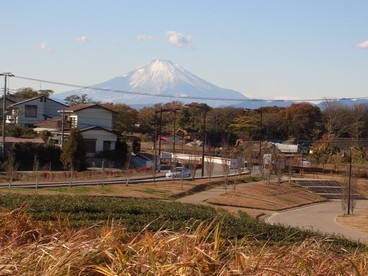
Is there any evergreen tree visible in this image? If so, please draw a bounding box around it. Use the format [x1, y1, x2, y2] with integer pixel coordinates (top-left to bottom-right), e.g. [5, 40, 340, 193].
[60, 128, 87, 171]
[132, 140, 141, 155]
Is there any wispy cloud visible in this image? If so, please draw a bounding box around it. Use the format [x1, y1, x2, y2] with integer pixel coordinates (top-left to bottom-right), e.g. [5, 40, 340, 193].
[38, 41, 51, 52]
[356, 40, 368, 49]
[75, 35, 89, 44]
[136, 34, 155, 41]
[165, 31, 192, 48]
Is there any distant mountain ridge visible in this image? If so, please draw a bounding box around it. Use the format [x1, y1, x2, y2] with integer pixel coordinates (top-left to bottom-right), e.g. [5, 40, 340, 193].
[53, 59, 248, 107]
[52, 59, 368, 109]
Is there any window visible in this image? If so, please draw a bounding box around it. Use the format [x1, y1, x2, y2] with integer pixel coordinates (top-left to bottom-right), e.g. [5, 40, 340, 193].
[84, 140, 96, 153]
[103, 141, 111, 151]
[25, 105, 37, 118]
[70, 116, 77, 128]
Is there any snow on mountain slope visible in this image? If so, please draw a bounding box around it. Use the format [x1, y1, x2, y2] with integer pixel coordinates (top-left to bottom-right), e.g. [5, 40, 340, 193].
[53, 59, 248, 107]
[128, 59, 212, 93]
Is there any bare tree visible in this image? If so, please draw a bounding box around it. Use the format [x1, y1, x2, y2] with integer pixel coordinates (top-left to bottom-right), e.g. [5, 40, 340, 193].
[271, 146, 284, 185]
[5, 152, 19, 188]
[221, 146, 231, 193]
[321, 100, 351, 141]
[33, 155, 39, 189]
[188, 155, 198, 180]
[349, 104, 366, 148]
[205, 155, 215, 179]
[341, 154, 357, 215]
[341, 175, 357, 215]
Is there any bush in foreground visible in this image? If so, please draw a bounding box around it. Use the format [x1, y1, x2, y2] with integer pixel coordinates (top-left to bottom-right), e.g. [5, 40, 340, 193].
[0, 206, 367, 275]
[0, 194, 364, 249]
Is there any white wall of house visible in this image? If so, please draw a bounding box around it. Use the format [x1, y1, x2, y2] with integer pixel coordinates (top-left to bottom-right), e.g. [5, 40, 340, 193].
[81, 129, 117, 156]
[74, 107, 113, 130]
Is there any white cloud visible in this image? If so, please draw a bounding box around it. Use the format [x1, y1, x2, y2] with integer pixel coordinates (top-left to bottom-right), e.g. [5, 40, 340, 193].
[356, 40, 368, 49]
[165, 31, 192, 48]
[39, 41, 51, 52]
[75, 35, 89, 44]
[136, 34, 155, 41]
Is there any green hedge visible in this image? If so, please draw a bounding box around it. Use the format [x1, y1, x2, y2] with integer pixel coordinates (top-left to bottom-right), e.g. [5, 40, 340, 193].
[0, 194, 364, 251]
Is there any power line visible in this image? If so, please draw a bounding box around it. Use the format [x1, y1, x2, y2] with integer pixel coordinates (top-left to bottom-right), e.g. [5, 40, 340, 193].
[13, 75, 368, 103]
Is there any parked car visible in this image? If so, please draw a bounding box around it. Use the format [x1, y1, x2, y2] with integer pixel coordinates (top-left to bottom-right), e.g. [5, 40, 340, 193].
[298, 158, 311, 167]
[165, 167, 191, 178]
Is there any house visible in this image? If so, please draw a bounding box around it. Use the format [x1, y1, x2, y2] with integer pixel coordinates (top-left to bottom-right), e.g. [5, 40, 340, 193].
[58, 104, 119, 156]
[0, 95, 19, 123]
[33, 116, 62, 133]
[1, 136, 44, 153]
[61, 104, 115, 130]
[8, 101, 120, 160]
[6, 96, 67, 127]
[80, 126, 118, 155]
[274, 143, 299, 155]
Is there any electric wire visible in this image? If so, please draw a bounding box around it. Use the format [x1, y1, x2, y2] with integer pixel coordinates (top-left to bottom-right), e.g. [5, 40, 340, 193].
[12, 75, 368, 103]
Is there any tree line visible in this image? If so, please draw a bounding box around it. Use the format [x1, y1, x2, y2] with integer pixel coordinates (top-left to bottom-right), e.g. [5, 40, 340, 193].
[102, 100, 368, 149]
[10, 88, 367, 149]
[4, 88, 368, 171]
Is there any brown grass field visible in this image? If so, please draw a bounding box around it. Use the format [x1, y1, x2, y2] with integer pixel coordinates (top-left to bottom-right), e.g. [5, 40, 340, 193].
[2, 171, 368, 232]
[1, 172, 368, 274]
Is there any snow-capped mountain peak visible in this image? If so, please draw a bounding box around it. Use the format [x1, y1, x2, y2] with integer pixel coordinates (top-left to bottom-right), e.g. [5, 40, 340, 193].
[53, 59, 248, 107]
[128, 59, 211, 93]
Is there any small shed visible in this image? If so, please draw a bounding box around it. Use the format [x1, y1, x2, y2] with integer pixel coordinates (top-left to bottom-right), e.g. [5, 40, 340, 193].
[274, 143, 299, 154]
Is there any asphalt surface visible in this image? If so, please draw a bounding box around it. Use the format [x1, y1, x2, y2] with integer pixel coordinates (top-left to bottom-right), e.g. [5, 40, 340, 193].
[267, 200, 368, 243]
[176, 180, 368, 244]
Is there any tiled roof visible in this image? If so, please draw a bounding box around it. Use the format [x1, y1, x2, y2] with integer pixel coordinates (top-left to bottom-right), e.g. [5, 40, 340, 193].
[34, 116, 61, 128]
[64, 104, 117, 113]
[5, 137, 45, 144]
[8, 96, 66, 107]
[79, 126, 116, 134]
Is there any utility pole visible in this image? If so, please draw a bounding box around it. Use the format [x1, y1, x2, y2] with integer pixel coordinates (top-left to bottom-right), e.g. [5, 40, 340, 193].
[183, 103, 208, 177]
[1, 72, 14, 158]
[153, 116, 158, 172]
[201, 108, 207, 177]
[155, 108, 179, 171]
[258, 108, 263, 170]
[61, 109, 65, 149]
[347, 148, 352, 215]
[172, 108, 180, 164]
[155, 108, 164, 172]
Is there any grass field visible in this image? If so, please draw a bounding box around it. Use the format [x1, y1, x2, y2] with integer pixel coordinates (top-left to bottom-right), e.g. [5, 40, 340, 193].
[1, 173, 368, 274]
[0, 194, 367, 275]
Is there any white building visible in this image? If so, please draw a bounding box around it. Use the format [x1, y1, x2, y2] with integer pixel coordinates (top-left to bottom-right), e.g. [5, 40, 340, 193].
[60, 104, 118, 156]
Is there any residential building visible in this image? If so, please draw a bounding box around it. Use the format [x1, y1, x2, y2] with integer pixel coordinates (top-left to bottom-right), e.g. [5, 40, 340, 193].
[59, 104, 119, 156]
[6, 96, 67, 127]
[0, 95, 18, 122]
[62, 104, 115, 130]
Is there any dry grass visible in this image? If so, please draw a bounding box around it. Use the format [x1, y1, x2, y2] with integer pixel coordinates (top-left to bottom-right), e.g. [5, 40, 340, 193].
[337, 215, 368, 234]
[1, 207, 367, 275]
[3, 172, 368, 233]
[0, 180, 200, 200]
[206, 181, 325, 211]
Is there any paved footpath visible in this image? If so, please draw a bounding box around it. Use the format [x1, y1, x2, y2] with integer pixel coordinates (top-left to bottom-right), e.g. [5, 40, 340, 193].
[176, 181, 368, 244]
[267, 200, 368, 244]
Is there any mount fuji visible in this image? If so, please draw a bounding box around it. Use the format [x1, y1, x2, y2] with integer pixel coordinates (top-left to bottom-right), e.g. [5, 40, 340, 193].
[53, 59, 248, 107]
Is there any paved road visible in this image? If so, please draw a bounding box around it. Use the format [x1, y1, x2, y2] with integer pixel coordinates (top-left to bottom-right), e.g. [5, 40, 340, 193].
[267, 200, 368, 243]
[176, 181, 368, 244]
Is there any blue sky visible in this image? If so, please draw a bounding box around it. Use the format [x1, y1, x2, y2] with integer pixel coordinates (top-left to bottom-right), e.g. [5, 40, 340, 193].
[2, 0, 368, 101]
